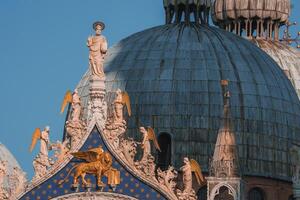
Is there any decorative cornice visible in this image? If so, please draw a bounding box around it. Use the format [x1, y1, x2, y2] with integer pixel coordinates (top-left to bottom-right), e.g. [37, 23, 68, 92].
[51, 192, 138, 200]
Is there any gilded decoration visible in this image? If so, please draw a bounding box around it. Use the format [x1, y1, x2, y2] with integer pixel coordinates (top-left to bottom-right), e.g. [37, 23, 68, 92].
[58, 146, 120, 190]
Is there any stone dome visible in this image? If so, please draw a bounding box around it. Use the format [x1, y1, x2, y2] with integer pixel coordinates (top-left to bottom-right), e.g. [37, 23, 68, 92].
[76, 23, 300, 181]
[0, 143, 22, 174]
[252, 39, 300, 98]
[0, 143, 26, 199]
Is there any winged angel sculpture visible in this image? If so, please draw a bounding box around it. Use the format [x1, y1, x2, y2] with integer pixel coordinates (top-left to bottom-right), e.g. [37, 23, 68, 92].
[59, 146, 120, 189]
[105, 89, 131, 148]
[107, 89, 131, 129]
[177, 157, 206, 200]
[60, 89, 87, 150]
[29, 127, 52, 181]
[134, 127, 161, 177]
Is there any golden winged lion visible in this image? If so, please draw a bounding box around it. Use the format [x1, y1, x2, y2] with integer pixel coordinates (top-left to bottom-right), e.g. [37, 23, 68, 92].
[58, 146, 116, 187]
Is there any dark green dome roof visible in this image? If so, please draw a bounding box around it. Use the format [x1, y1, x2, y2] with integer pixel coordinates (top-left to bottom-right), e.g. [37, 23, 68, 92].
[77, 23, 300, 181]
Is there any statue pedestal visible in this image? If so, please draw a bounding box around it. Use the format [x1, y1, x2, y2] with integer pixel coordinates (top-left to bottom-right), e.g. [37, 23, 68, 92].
[87, 75, 107, 130]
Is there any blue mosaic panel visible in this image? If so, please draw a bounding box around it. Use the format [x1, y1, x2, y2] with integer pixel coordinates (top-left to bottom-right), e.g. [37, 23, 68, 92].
[20, 128, 166, 200]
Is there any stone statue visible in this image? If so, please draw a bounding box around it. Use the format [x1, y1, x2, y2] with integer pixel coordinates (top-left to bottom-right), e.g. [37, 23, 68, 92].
[71, 89, 81, 122]
[61, 89, 83, 122]
[290, 144, 300, 185]
[176, 157, 205, 200]
[134, 127, 160, 177]
[104, 89, 131, 149]
[108, 89, 131, 127]
[61, 90, 87, 151]
[87, 21, 108, 78]
[29, 126, 53, 181]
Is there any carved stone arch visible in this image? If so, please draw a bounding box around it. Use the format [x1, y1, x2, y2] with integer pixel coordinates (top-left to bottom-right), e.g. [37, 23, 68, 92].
[156, 132, 172, 170]
[50, 192, 138, 200]
[209, 183, 237, 200]
[248, 187, 266, 200]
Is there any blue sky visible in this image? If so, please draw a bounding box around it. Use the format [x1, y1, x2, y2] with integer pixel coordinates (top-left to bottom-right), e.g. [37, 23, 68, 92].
[0, 0, 299, 179]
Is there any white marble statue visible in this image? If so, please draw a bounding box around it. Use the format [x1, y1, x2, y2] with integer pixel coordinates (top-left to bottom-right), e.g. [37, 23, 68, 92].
[87, 21, 108, 78]
[176, 157, 205, 200]
[29, 126, 53, 181]
[71, 89, 81, 122]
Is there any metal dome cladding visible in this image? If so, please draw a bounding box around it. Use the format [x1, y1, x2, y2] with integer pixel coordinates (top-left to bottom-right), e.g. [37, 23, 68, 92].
[76, 23, 300, 181]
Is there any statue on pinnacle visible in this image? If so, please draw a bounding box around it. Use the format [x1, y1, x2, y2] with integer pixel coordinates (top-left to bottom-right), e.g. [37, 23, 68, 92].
[87, 21, 108, 78]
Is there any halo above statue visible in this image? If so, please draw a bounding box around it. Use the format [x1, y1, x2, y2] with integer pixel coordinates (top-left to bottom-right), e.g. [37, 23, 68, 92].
[93, 21, 105, 31]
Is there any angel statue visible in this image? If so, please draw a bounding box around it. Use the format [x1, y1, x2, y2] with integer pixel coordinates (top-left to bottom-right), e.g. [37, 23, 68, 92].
[139, 127, 161, 162]
[176, 157, 206, 200]
[106, 89, 131, 134]
[58, 146, 120, 189]
[134, 127, 161, 177]
[112, 89, 131, 125]
[61, 89, 86, 150]
[29, 126, 53, 181]
[87, 21, 108, 78]
[61, 89, 82, 122]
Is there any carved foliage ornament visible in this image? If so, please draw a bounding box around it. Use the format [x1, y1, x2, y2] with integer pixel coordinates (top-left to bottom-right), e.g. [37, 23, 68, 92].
[0, 160, 27, 200]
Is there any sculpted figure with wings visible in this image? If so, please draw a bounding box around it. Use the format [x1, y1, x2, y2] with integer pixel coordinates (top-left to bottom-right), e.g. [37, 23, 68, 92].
[29, 126, 53, 181]
[61, 89, 82, 122]
[139, 127, 161, 162]
[59, 146, 120, 188]
[112, 89, 131, 125]
[177, 157, 206, 200]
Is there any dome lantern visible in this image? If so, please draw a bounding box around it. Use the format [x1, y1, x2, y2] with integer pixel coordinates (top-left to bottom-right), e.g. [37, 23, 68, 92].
[163, 0, 211, 24]
[211, 0, 290, 40]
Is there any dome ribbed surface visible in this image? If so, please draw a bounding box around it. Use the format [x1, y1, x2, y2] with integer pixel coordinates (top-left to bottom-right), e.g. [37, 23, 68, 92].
[253, 39, 300, 98]
[0, 143, 21, 171]
[212, 0, 290, 23]
[76, 23, 300, 181]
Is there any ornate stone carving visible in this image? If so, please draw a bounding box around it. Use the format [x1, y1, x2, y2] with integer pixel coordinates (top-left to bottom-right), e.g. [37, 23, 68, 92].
[65, 120, 87, 151]
[0, 160, 27, 200]
[51, 192, 138, 200]
[176, 158, 205, 200]
[52, 140, 70, 162]
[87, 76, 107, 131]
[119, 138, 138, 167]
[58, 147, 120, 189]
[157, 166, 178, 199]
[87, 21, 108, 78]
